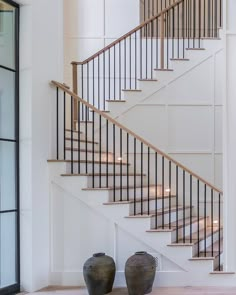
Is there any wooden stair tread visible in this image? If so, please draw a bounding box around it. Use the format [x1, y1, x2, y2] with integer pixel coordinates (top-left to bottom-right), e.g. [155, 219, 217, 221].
[148, 216, 206, 232]
[154, 68, 174, 71]
[65, 129, 83, 134]
[186, 47, 205, 50]
[48, 160, 129, 165]
[65, 137, 99, 144]
[127, 205, 193, 218]
[104, 195, 176, 205]
[61, 173, 146, 177]
[190, 239, 223, 260]
[83, 184, 163, 191]
[170, 58, 190, 61]
[122, 89, 142, 92]
[106, 100, 126, 102]
[177, 227, 222, 244]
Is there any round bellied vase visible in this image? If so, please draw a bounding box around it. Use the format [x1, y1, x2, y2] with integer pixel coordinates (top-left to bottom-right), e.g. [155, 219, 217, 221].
[125, 251, 156, 295]
[83, 253, 116, 295]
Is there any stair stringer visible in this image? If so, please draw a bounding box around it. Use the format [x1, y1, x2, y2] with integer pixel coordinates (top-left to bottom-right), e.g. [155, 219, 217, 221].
[107, 39, 223, 120]
[48, 162, 236, 287]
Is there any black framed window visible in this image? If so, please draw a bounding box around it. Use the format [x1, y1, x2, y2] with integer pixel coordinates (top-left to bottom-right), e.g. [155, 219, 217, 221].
[0, 0, 19, 294]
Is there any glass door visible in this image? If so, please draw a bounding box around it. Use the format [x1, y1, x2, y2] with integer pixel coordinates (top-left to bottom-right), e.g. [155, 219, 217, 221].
[0, 0, 19, 294]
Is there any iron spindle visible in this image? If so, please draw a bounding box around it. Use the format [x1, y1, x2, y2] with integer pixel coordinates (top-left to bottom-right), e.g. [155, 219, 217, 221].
[148, 147, 150, 215]
[106, 120, 109, 187]
[134, 138, 137, 215]
[197, 179, 200, 256]
[218, 193, 221, 270]
[176, 166, 179, 242]
[120, 129, 123, 201]
[162, 156, 165, 229]
[70, 96, 74, 174]
[78, 101, 81, 174]
[92, 111, 95, 187]
[169, 161, 172, 229]
[56, 87, 59, 160]
[204, 184, 207, 257]
[141, 142, 144, 215]
[183, 170, 186, 243]
[190, 175, 193, 243]
[113, 124, 116, 201]
[63, 91, 66, 160]
[99, 115, 102, 187]
[211, 189, 214, 257]
[155, 152, 158, 229]
[127, 133, 130, 201]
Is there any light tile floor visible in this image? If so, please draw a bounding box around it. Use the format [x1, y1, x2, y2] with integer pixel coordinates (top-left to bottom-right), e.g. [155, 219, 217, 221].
[23, 287, 236, 294]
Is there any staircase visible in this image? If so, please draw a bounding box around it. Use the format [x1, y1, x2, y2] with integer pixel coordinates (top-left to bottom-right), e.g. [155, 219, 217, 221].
[48, 0, 235, 288]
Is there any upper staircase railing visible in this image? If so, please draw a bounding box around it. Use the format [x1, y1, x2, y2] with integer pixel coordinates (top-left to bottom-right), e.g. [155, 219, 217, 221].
[51, 80, 223, 270]
[141, 0, 222, 32]
[71, 0, 222, 117]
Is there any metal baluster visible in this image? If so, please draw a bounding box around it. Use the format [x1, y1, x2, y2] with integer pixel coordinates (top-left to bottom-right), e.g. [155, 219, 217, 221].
[130, 35, 132, 89]
[169, 161, 171, 229]
[70, 96, 73, 174]
[183, 170, 186, 243]
[56, 87, 59, 160]
[124, 38, 127, 90]
[92, 110, 95, 187]
[197, 179, 200, 256]
[155, 152, 158, 229]
[103, 52, 106, 109]
[141, 142, 144, 215]
[98, 55, 100, 109]
[211, 189, 214, 257]
[218, 193, 221, 270]
[135, 32, 137, 89]
[113, 124, 116, 201]
[134, 138, 137, 215]
[204, 184, 207, 256]
[78, 101, 81, 174]
[85, 106, 88, 174]
[99, 115, 102, 187]
[127, 133, 130, 201]
[106, 120, 109, 187]
[190, 175, 193, 243]
[120, 129, 123, 201]
[162, 156, 165, 229]
[63, 91, 66, 160]
[176, 166, 179, 242]
[119, 42, 121, 99]
[148, 147, 150, 215]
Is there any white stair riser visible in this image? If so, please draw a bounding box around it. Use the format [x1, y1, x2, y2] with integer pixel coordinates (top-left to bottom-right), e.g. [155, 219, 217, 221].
[66, 140, 98, 150]
[65, 150, 113, 161]
[170, 219, 207, 242]
[129, 197, 177, 215]
[65, 162, 130, 174]
[150, 207, 191, 228]
[213, 252, 223, 271]
[87, 175, 147, 188]
[192, 229, 223, 257]
[108, 186, 167, 201]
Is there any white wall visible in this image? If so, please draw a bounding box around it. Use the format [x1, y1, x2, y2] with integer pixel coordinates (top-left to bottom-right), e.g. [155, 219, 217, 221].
[64, 0, 140, 85]
[116, 48, 223, 190]
[224, 0, 236, 272]
[17, 0, 64, 292]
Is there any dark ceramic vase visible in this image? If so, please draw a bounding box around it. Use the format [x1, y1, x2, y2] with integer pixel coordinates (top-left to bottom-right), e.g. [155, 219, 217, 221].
[125, 251, 156, 295]
[83, 253, 116, 295]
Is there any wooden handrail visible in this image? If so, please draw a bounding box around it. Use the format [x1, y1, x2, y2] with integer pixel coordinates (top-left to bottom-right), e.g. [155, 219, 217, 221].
[51, 80, 223, 195]
[71, 0, 183, 66]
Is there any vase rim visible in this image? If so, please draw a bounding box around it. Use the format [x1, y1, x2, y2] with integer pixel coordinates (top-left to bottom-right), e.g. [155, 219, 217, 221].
[135, 251, 147, 255]
[93, 252, 105, 257]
